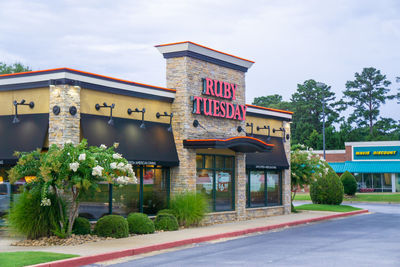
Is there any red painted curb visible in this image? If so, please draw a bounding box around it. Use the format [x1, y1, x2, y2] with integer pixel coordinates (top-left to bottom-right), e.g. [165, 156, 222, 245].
[31, 209, 368, 267]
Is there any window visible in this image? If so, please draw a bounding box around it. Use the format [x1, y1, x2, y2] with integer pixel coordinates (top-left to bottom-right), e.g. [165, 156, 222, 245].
[246, 169, 282, 207]
[79, 165, 170, 220]
[196, 154, 235, 212]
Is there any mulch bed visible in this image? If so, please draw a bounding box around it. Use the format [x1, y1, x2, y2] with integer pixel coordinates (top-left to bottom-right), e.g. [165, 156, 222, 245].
[11, 234, 114, 247]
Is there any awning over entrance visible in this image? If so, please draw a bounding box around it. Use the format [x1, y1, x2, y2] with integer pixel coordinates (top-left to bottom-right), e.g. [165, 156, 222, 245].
[81, 114, 179, 166]
[183, 136, 273, 153]
[246, 135, 289, 169]
[330, 161, 400, 173]
[0, 114, 49, 165]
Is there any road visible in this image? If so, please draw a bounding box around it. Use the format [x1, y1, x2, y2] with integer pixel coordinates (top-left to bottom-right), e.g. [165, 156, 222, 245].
[108, 203, 400, 267]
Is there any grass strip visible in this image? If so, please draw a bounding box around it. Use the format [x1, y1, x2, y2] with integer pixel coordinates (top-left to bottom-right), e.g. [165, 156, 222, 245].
[295, 204, 362, 212]
[0, 251, 78, 267]
[294, 193, 400, 203]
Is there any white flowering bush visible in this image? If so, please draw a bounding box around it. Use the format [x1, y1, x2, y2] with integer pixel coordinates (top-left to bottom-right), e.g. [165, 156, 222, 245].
[9, 139, 137, 237]
[290, 144, 330, 211]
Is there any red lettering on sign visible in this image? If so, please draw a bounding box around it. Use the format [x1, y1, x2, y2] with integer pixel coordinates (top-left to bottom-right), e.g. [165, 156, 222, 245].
[224, 83, 231, 99]
[231, 84, 237, 100]
[192, 96, 202, 114]
[203, 98, 213, 116]
[240, 105, 247, 121]
[215, 80, 224, 98]
[219, 101, 226, 117]
[226, 102, 234, 119]
[234, 104, 242, 120]
[213, 99, 220, 117]
[203, 78, 215, 96]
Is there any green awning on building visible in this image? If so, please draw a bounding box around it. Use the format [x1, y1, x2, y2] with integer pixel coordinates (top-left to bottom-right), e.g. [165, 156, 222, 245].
[329, 161, 400, 174]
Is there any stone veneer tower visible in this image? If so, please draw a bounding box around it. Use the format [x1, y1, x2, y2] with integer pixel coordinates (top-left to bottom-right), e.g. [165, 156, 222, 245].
[157, 42, 254, 220]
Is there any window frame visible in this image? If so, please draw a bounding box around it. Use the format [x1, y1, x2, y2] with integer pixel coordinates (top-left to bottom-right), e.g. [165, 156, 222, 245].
[196, 154, 235, 212]
[246, 169, 282, 208]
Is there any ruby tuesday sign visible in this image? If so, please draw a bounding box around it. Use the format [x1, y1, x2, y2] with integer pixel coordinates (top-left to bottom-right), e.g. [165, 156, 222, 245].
[191, 78, 246, 121]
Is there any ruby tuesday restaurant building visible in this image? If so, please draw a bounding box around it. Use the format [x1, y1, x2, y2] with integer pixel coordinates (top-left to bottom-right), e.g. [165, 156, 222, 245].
[0, 42, 292, 223]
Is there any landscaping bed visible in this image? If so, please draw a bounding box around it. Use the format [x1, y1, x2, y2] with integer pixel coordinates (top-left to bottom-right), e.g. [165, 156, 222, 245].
[11, 234, 114, 247]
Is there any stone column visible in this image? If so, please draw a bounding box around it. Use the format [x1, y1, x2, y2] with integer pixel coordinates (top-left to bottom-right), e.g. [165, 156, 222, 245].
[49, 84, 81, 146]
[235, 153, 246, 220]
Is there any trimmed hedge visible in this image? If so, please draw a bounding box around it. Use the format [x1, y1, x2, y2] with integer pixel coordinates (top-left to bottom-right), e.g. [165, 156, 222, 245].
[72, 217, 91, 235]
[154, 213, 179, 231]
[341, 171, 357, 196]
[94, 215, 129, 238]
[310, 170, 344, 205]
[127, 213, 155, 234]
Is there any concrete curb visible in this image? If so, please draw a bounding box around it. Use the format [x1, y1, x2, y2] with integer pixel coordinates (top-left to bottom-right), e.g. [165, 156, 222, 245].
[31, 209, 369, 267]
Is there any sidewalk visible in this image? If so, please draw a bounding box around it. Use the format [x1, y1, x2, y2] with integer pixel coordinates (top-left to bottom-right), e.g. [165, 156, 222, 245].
[1, 209, 368, 266]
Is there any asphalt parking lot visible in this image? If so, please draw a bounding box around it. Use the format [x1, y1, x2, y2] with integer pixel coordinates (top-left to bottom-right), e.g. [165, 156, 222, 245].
[109, 203, 400, 267]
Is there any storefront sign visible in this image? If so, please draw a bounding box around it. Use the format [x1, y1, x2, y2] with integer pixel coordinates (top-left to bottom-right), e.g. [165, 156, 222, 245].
[353, 146, 400, 161]
[191, 78, 246, 121]
[255, 165, 278, 169]
[128, 160, 157, 165]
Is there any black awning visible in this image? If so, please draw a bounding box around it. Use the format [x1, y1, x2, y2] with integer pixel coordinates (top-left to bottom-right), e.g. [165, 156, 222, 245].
[0, 113, 49, 165]
[183, 136, 273, 153]
[246, 135, 289, 169]
[81, 114, 179, 166]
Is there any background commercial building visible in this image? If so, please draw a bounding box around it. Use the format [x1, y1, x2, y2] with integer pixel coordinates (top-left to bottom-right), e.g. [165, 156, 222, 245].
[0, 42, 292, 223]
[315, 141, 400, 193]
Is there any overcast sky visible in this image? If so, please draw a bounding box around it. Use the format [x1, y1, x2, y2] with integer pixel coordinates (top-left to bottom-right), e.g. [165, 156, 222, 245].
[0, 0, 399, 120]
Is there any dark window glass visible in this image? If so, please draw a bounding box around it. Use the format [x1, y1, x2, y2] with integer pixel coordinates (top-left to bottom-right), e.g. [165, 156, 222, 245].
[196, 155, 203, 168]
[205, 155, 213, 169]
[225, 157, 233, 169]
[142, 168, 168, 215]
[215, 156, 224, 169]
[266, 171, 281, 206]
[215, 170, 233, 211]
[79, 183, 110, 220]
[249, 170, 265, 207]
[196, 168, 213, 211]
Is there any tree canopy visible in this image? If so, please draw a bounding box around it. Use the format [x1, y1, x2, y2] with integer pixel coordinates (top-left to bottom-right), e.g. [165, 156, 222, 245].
[0, 62, 31, 74]
[344, 67, 393, 135]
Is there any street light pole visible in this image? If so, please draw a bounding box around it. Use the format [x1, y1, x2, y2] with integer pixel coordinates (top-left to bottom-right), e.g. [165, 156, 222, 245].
[316, 82, 326, 160]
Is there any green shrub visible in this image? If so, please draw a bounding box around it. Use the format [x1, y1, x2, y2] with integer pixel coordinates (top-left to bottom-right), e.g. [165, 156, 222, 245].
[72, 217, 91, 235]
[126, 213, 155, 234]
[154, 213, 179, 231]
[310, 170, 344, 205]
[94, 215, 129, 238]
[169, 192, 208, 227]
[8, 187, 66, 239]
[156, 209, 175, 216]
[341, 171, 357, 196]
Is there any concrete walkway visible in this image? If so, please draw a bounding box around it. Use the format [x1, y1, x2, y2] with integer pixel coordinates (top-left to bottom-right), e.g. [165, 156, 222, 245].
[0, 210, 370, 266]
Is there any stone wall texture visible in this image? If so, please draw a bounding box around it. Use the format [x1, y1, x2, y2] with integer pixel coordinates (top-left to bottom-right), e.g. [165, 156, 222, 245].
[49, 85, 81, 146]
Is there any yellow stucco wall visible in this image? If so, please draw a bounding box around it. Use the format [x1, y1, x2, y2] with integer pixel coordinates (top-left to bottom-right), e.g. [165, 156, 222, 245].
[245, 115, 285, 137]
[80, 89, 172, 124]
[0, 88, 49, 116]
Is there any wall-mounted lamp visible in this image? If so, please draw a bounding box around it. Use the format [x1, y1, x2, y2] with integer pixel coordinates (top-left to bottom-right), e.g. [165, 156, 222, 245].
[273, 127, 288, 142]
[237, 125, 246, 133]
[246, 123, 254, 135]
[69, 106, 77, 116]
[13, 100, 34, 124]
[53, 105, 60, 115]
[156, 111, 173, 132]
[95, 102, 115, 125]
[256, 125, 271, 141]
[127, 108, 146, 129]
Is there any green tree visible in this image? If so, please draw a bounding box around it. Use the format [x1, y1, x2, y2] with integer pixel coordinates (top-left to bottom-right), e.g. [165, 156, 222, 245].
[290, 144, 329, 211]
[9, 140, 137, 237]
[290, 80, 344, 145]
[252, 94, 292, 111]
[0, 62, 31, 74]
[344, 67, 393, 135]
